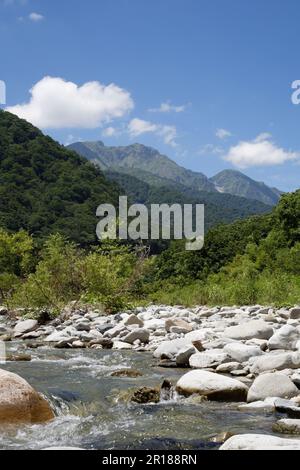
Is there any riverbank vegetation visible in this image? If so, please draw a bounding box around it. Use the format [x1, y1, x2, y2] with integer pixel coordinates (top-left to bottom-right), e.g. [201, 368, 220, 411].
[0, 190, 299, 314]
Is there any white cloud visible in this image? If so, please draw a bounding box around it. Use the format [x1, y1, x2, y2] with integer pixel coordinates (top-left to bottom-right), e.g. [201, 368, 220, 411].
[29, 12, 44, 22]
[216, 128, 232, 139]
[199, 144, 223, 155]
[128, 118, 177, 147]
[224, 133, 300, 168]
[102, 126, 118, 137]
[65, 134, 82, 146]
[6, 76, 134, 129]
[149, 101, 187, 113]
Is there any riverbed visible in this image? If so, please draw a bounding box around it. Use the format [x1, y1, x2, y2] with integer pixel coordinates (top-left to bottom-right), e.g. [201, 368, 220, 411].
[0, 342, 282, 450]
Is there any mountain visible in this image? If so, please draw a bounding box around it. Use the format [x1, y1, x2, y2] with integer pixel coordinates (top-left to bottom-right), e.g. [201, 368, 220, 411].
[211, 170, 282, 206]
[0, 111, 120, 245]
[69, 141, 282, 206]
[68, 141, 217, 193]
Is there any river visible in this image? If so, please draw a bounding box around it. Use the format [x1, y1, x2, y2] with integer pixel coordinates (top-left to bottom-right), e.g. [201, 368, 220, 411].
[0, 342, 283, 450]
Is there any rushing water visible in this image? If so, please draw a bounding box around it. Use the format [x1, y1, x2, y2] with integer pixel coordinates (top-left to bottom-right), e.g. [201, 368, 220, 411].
[0, 342, 283, 450]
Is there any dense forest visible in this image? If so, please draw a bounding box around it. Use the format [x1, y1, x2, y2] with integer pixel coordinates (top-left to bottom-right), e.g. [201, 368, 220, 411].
[0, 111, 299, 314]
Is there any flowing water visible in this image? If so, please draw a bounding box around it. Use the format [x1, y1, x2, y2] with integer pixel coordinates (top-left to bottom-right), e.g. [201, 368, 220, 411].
[0, 342, 282, 450]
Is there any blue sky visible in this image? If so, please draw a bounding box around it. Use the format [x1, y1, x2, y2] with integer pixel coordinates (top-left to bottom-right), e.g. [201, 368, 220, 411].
[1, 0, 300, 191]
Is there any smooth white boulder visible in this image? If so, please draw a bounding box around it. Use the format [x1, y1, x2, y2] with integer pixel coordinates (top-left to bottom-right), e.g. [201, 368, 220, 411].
[250, 352, 300, 374]
[247, 373, 299, 402]
[176, 370, 248, 401]
[153, 338, 189, 360]
[268, 325, 299, 351]
[13, 320, 38, 338]
[223, 321, 273, 341]
[220, 434, 300, 450]
[224, 343, 263, 363]
[189, 350, 230, 369]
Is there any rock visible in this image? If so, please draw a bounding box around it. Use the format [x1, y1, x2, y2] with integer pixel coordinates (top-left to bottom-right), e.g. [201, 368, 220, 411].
[123, 328, 150, 345]
[247, 373, 299, 402]
[209, 432, 234, 444]
[224, 343, 263, 363]
[123, 314, 144, 327]
[230, 370, 248, 377]
[7, 354, 32, 362]
[268, 325, 299, 351]
[55, 338, 77, 348]
[0, 335, 11, 342]
[94, 323, 114, 334]
[223, 320, 273, 341]
[245, 339, 268, 351]
[143, 319, 166, 330]
[238, 400, 275, 412]
[112, 341, 133, 350]
[220, 434, 300, 450]
[216, 362, 241, 374]
[273, 419, 300, 435]
[104, 324, 127, 338]
[192, 340, 205, 352]
[275, 399, 300, 418]
[189, 350, 230, 369]
[75, 322, 91, 332]
[290, 307, 300, 320]
[13, 320, 38, 338]
[45, 330, 76, 343]
[0, 307, 8, 316]
[176, 370, 248, 401]
[250, 352, 300, 374]
[153, 338, 189, 360]
[165, 318, 192, 334]
[0, 369, 54, 424]
[111, 369, 143, 378]
[72, 341, 85, 349]
[176, 346, 196, 367]
[131, 387, 160, 404]
[22, 330, 44, 340]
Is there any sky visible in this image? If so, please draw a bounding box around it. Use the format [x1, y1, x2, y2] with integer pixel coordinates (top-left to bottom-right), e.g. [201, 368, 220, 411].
[1, 0, 300, 192]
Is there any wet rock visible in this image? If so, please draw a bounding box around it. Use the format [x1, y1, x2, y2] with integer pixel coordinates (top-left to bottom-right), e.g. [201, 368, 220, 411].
[268, 325, 299, 351]
[273, 419, 300, 435]
[176, 370, 248, 401]
[111, 369, 143, 378]
[158, 360, 179, 368]
[189, 350, 230, 369]
[131, 387, 160, 404]
[223, 320, 273, 341]
[7, 354, 32, 362]
[92, 338, 113, 349]
[224, 343, 263, 363]
[209, 432, 234, 444]
[220, 434, 300, 450]
[247, 373, 299, 402]
[275, 399, 300, 418]
[0, 368, 54, 424]
[250, 352, 300, 374]
[123, 328, 150, 345]
[176, 346, 196, 367]
[238, 400, 275, 412]
[13, 320, 38, 338]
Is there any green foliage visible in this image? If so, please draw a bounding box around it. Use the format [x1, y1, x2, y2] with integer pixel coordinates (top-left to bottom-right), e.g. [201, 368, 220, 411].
[0, 111, 120, 246]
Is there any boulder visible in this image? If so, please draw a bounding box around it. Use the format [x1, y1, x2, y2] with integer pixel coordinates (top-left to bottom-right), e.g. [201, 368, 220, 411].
[0, 369, 54, 424]
[250, 352, 300, 374]
[123, 328, 150, 344]
[176, 346, 196, 367]
[153, 338, 189, 360]
[247, 373, 299, 402]
[123, 314, 144, 328]
[273, 419, 300, 435]
[223, 320, 273, 341]
[189, 350, 230, 369]
[224, 343, 263, 363]
[268, 325, 299, 351]
[176, 370, 248, 401]
[13, 319, 38, 338]
[112, 341, 133, 350]
[290, 307, 300, 320]
[220, 434, 300, 450]
[275, 399, 300, 418]
[216, 362, 241, 374]
[165, 318, 193, 334]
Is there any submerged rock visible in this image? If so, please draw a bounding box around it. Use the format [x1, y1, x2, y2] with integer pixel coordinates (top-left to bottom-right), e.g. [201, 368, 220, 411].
[131, 387, 160, 404]
[176, 370, 248, 402]
[273, 419, 300, 435]
[0, 369, 54, 424]
[111, 369, 143, 378]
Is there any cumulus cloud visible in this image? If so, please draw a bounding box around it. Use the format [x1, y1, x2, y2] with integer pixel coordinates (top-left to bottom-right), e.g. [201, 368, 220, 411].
[224, 133, 300, 168]
[102, 126, 118, 137]
[6, 76, 134, 129]
[128, 118, 177, 147]
[29, 12, 44, 22]
[149, 101, 187, 113]
[216, 128, 232, 139]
